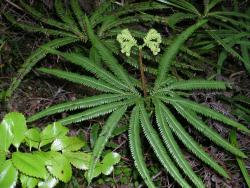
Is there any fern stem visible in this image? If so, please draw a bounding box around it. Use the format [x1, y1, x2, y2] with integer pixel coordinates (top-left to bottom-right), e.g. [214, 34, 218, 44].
[139, 49, 147, 97]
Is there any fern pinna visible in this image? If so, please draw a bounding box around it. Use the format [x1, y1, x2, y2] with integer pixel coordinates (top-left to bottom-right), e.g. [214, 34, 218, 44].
[27, 17, 249, 187]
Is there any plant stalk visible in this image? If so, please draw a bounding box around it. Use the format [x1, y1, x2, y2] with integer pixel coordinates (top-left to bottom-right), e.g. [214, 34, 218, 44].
[138, 48, 147, 97]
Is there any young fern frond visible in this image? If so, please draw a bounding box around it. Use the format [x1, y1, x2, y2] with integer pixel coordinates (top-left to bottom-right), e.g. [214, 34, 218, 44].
[129, 106, 155, 188]
[84, 17, 137, 94]
[4, 37, 78, 102]
[160, 103, 229, 178]
[38, 68, 124, 94]
[139, 102, 191, 188]
[174, 104, 246, 158]
[154, 19, 207, 91]
[154, 99, 204, 188]
[87, 106, 127, 183]
[27, 94, 132, 122]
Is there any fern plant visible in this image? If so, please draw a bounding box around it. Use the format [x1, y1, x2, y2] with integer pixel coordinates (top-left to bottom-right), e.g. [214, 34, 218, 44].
[157, 0, 250, 75]
[0, 112, 120, 188]
[27, 17, 250, 187]
[3, 0, 170, 103]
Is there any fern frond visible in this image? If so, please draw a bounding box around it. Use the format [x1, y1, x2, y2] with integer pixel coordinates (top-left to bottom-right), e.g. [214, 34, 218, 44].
[4, 37, 78, 101]
[138, 102, 191, 188]
[38, 68, 124, 94]
[70, 0, 86, 32]
[28, 93, 132, 122]
[204, 0, 222, 15]
[55, 0, 76, 26]
[43, 49, 134, 93]
[113, 1, 167, 17]
[230, 130, 250, 187]
[85, 17, 137, 94]
[129, 106, 155, 188]
[20, 1, 75, 33]
[154, 19, 207, 91]
[57, 99, 135, 125]
[157, 0, 201, 16]
[98, 14, 167, 36]
[161, 103, 229, 178]
[174, 103, 246, 158]
[154, 99, 204, 188]
[240, 44, 250, 74]
[168, 12, 197, 29]
[207, 30, 250, 67]
[159, 96, 250, 133]
[90, 1, 112, 27]
[20, 1, 84, 39]
[163, 80, 226, 91]
[208, 11, 250, 20]
[87, 106, 127, 183]
[4, 13, 76, 38]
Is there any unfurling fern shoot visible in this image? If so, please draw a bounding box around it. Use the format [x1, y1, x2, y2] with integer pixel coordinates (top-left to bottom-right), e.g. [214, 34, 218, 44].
[28, 17, 249, 188]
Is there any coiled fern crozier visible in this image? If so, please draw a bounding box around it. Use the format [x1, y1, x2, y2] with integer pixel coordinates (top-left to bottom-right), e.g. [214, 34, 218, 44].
[28, 17, 249, 187]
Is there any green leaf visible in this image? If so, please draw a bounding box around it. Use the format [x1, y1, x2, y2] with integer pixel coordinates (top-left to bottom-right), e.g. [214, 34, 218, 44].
[11, 152, 48, 179]
[40, 122, 68, 147]
[0, 122, 13, 153]
[1, 112, 27, 149]
[46, 152, 72, 183]
[20, 174, 39, 188]
[101, 152, 121, 175]
[0, 160, 18, 188]
[51, 137, 85, 152]
[63, 151, 91, 170]
[87, 107, 126, 183]
[0, 151, 5, 167]
[38, 176, 58, 188]
[25, 128, 41, 149]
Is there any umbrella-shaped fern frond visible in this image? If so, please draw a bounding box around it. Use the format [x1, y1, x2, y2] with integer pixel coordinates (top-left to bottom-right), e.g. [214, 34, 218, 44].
[28, 18, 249, 187]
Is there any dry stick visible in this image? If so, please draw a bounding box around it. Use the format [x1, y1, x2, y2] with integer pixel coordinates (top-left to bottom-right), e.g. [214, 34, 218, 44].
[138, 48, 147, 97]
